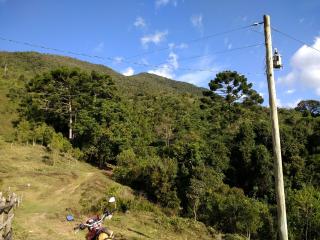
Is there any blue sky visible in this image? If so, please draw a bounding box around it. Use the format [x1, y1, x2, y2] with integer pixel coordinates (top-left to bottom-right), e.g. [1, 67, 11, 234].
[0, 0, 319, 107]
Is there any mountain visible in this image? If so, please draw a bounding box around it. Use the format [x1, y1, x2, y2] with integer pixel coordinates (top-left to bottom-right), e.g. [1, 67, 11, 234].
[0, 51, 206, 138]
[0, 51, 206, 97]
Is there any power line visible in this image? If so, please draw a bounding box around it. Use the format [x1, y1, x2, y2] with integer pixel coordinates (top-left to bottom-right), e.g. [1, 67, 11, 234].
[271, 26, 320, 55]
[0, 35, 264, 75]
[125, 22, 263, 59]
[115, 42, 264, 73]
[156, 43, 264, 65]
[0, 36, 107, 61]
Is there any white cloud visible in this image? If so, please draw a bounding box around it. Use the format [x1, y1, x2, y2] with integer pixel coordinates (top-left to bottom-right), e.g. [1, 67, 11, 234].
[156, 0, 169, 7]
[287, 99, 302, 108]
[224, 37, 233, 50]
[155, 0, 177, 8]
[279, 98, 302, 109]
[122, 67, 135, 76]
[113, 56, 124, 65]
[278, 37, 320, 95]
[141, 30, 168, 48]
[168, 42, 188, 50]
[177, 57, 220, 87]
[134, 17, 146, 28]
[148, 66, 174, 79]
[177, 71, 214, 86]
[285, 89, 296, 94]
[93, 42, 104, 53]
[278, 72, 296, 85]
[177, 43, 188, 49]
[191, 14, 203, 29]
[148, 51, 179, 79]
[139, 58, 149, 66]
[168, 52, 178, 69]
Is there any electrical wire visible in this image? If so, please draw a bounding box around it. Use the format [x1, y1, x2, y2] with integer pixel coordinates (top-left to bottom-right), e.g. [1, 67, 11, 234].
[271, 26, 320, 55]
[0, 35, 264, 74]
[125, 22, 263, 59]
[156, 43, 264, 65]
[0, 36, 107, 61]
[0, 33, 266, 77]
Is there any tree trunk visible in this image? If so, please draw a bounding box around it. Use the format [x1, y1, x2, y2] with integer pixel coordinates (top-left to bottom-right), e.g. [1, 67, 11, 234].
[305, 215, 308, 240]
[247, 230, 251, 240]
[69, 100, 73, 140]
[193, 200, 198, 221]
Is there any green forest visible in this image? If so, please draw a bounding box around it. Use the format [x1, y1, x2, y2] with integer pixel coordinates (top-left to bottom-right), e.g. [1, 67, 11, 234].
[1, 51, 320, 240]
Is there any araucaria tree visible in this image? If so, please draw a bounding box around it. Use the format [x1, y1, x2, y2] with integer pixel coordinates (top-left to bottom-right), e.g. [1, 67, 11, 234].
[209, 70, 263, 105]
[21, 67, 116, 140]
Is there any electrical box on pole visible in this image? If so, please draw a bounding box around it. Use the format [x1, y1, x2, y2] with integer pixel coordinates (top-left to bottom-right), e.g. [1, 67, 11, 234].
[273, 48, 283, 69]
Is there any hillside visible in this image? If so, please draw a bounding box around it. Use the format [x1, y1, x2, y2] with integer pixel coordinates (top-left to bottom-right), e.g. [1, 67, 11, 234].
[0, 51, 205, 97]
[1, 50, 319, 240]
[0, 51, 205, 139]
[0, 141, 216, 240]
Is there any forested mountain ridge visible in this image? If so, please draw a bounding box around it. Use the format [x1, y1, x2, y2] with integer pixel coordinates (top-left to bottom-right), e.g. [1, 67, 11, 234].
[0, 51, 319, 240]
[0, 51, 205, 97]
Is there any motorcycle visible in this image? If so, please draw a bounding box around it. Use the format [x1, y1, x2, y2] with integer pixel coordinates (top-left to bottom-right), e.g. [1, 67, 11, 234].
[74, 197, 117, 240]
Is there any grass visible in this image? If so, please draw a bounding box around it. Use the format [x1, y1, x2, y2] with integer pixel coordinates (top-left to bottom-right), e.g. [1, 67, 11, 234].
[0, 142, 216, 240]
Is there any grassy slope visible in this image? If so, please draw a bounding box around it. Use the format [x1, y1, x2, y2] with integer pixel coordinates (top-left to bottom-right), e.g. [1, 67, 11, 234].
[0, 142, 215, 240]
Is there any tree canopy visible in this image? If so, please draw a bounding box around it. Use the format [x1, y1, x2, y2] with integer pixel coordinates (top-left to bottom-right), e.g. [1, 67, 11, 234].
[208, 70, 264, 105]
[295, 100, 320, 117]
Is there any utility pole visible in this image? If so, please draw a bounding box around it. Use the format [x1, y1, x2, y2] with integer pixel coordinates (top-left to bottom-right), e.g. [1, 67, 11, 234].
[263, 15, 288, 240]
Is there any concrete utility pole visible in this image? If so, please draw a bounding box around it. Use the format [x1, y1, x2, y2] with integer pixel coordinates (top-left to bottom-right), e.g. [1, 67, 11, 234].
[263, 15, 288, 240]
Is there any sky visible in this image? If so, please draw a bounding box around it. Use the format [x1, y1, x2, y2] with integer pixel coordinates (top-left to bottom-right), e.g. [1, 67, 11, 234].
[0, 0, 319, 107]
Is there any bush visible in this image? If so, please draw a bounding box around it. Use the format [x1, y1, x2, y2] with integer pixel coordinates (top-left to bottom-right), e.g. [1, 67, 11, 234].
[114, 153, 180, 211]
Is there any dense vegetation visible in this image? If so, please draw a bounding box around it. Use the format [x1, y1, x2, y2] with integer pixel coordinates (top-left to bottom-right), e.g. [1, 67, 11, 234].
[1, 51, 320, 239]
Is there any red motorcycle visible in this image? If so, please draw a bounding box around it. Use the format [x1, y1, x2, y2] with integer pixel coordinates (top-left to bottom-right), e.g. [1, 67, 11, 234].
[74, 197, 116, 240]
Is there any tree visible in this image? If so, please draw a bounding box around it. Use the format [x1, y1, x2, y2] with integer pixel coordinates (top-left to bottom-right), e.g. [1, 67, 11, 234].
[21, 68, 116, 140]
[16, 119, 32, 144]
[155, 115, 174, 147]
[208, 71, 263, 105]
[288, 186, 320, 240]
[187, 165, 224, 221]
[25, 68, 85, 139]
[295, 100, 320, 117]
